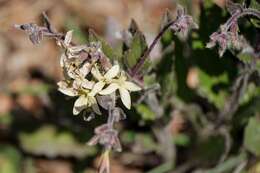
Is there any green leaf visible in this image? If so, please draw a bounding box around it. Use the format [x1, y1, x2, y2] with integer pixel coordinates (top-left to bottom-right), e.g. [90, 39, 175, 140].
[250, 0, 260, 11]
[206, 153, 247, 173]
[128, 19, 140, 35]
[244, 116, 260, 156]
[197, 69, 228, 109]
[136, 104, 156, 121]
[125, 31, 147, 68]
[173, 133, 190, 147]
[88, 29, 118, 61]
[0, 145, 22, 173]
[19, 125, 97, 158]
[65, 18, 88, 44]
[237, 51, 254, 64]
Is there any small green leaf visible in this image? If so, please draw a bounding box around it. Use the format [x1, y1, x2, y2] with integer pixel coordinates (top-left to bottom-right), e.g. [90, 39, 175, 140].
[0, 145, 22, 173]
[128, 19, 140, 35]
[197, 69, 228, 109]
[237, 51, 254, 64]
[250, 0, 260, 11]
[136, 104, 156, 121]
[244, 116, 260, 156]
[19, 125, 97, 158]
[88, 29, 117, 60]
[173, 133, 190, 147]
[125, 31, 147, 68]
[65, 18, 87, 44]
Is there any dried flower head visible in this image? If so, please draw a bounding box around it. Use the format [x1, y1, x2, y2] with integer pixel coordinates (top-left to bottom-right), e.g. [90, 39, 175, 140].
[170, 7, 198, 37]
[88, 124, 122, 152]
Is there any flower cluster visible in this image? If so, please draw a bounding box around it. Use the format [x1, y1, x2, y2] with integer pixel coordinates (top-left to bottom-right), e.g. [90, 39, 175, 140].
[170, 7, 198, 37]
[57, 31, 142, 116]
[206, 1, 260, 57]
[206, 23, 242, 57]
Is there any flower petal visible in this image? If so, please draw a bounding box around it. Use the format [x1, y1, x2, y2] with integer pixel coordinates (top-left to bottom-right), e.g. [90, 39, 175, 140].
[73, 95, 88, 115]
[57, 81, 78, 96]
[92, 103, 102, 115]
[81, 79, 95, 90]
[64, 30, 73, 46]
[104, 65, 120, 79]
[123, 81, 141, 91]
[91, 65, 103, 81]
[119, 87, 131, 109]
[99, 83, 119, 95]
[90, 81, 105, 96]
[79, 62, 91, 77]
[60, 53, 66, 67]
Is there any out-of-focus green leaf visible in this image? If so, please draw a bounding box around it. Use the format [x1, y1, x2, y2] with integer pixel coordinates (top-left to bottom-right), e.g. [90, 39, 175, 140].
[240, 83, 260, 105]
[19, 125, 97, 158]
[249, 0, 260, 28]
[244, 116, 260, 156]
[0, 145, 22, 173]
[196, 135, 225, 162]
[121, 131, 135, 144]
[173, 133, 190, 147]
[0, 113, 12, 126]
[197, 69, 228, 109]
[135, 134, 158, 152]
[125, 31, 147, 68]
[206, 153, 247, 173]
[147, 161, 173, 173]
[23, 159, 37, 173]
[250, 0, 260, 11]
[19, 82, 51, 96]
[136, 104, 156, 121]
[192, 40, 204, 50]
[237, 51, 254, 64]
[65, 18, 88, 44]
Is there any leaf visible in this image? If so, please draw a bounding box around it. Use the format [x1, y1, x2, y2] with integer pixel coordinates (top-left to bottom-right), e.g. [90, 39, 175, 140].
[248, 0, 260, 28]
[88, 29, 118, 60]
[65, 18, 87, 44]
[250, 0, 260, 11]
[0, 145, 22, 173]
[125, 31, 147, 68]
[237, 51, 254, 64]
[173, 133, 190, 147]
[128, 19, 140, 35]
[244, 116, 260, 156]
[136, 104, 156, 121]
[196, 69, 229, 109]
[19, 125, 97, 158]
[206, 153, 247, 173]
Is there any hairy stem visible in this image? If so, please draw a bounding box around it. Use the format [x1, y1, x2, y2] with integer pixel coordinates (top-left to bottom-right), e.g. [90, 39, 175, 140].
[225, 8, 260, 31]
[130, 19, 177, 77]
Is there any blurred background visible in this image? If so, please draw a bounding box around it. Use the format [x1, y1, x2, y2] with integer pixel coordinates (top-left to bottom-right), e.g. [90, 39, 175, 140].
[1, 0, 260, 173]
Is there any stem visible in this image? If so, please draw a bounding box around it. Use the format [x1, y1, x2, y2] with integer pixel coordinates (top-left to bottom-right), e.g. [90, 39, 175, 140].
[225, 8, 260, 31]
[130, 19, 177, 77]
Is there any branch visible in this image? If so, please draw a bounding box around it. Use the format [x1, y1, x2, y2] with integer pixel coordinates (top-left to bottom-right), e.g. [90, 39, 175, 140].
[129, 20, 177, 77]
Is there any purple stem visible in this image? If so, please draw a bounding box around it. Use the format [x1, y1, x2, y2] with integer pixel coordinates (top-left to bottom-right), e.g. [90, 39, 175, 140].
[129, 19, 177, 77]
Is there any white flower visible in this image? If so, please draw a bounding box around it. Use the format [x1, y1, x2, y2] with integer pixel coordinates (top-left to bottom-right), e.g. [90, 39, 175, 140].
[73, 93, 101, 115]
[90, 64, 120, 93]
[57, 80, 78, 97]
[57, 79, 101, 115]
[99, 72, 141, 109]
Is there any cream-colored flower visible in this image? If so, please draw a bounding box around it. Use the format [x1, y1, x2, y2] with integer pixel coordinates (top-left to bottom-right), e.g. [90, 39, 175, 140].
[73, 92, 101, 115]
[99, 72, 141, 109]
[57, 80, 78, 97]
[57, 79, 101, 115]
[90, 64, 120, 93]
